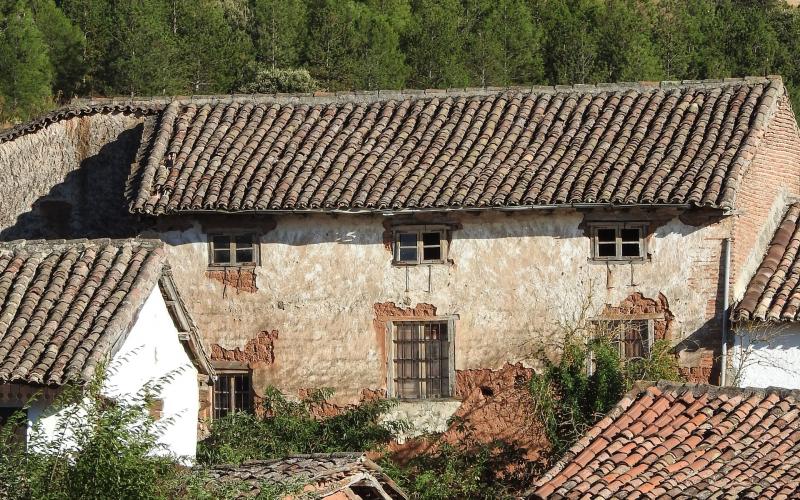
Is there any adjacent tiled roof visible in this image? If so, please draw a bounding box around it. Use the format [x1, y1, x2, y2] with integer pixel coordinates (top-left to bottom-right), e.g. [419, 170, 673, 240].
[0, 99, 163, 144]
[127, 77, 784, 215]
[202, 453, 407, 499]
[529, 382, 800, 499]
[735, 203, 800, 322]
[0, 239, 165, 385]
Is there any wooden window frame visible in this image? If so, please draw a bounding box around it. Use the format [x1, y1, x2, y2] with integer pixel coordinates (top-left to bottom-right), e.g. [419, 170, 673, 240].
[588, 318, 655, 374]
[392, 226, 448, 266]
[385, 318, 456, 400]
[208, 233, 259, 268]
[590, 223, 648, 261]
[212, 371, 253, 419]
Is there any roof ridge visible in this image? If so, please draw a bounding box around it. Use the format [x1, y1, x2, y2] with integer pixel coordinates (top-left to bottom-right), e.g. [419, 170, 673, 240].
[640, 379, 800, 401]
[69, 75, 781, 106]
[0, 237, 163, 248]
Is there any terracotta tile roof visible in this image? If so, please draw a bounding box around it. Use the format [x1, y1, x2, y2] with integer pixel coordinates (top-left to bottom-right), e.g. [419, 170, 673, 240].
[202, 453, 407, 499]
[528, 382, 800, 499]
[125, 77, 783, 215]
[735, 203, 800, 322]
[0, 239, 166, 385]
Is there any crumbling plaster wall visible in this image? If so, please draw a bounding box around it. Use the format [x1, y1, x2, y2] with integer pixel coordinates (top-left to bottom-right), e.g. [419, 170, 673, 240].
[0, 113, 144, 239]
[156, 208, 728, 404]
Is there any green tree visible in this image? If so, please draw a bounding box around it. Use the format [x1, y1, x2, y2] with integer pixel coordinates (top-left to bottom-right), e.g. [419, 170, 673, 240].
[716, 0, 780, 78]
[652, 0, 713, 80]
[535, 0, 604, 84]
[173, 0, 254, 93]
[250, 0, 307, 69]
[107, 0, 180, 95]
[463, 0, 543, 86]
[59, 0, 113, 95]
[404, 0, 469, 88]
[0, 3, 53, 122]
[306, 0, 407, 90]
[27, 0, 84, 100]
[597, 0, 663, 81]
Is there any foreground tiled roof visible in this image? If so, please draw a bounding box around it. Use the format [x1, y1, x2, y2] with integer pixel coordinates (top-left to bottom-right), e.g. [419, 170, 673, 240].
[128, 77, 783, 214]
[529, 382, 800, 499]
[735, 203, 800, 322]
[0, 239, 165, 385]
[202, 453, 407, 499]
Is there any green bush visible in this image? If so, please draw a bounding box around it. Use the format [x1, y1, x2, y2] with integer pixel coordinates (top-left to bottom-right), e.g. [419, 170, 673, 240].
[0, 368, 182, 500]
[197, 387, 408, 465]
[530, 333, 683, 457]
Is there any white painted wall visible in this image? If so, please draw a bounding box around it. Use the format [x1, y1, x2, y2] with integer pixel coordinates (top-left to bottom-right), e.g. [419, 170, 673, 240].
[733, 324, 800, 389]
[26, 286, 199, 460]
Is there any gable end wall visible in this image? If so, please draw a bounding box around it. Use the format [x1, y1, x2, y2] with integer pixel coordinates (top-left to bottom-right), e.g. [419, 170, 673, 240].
[732, 96, 800, 300]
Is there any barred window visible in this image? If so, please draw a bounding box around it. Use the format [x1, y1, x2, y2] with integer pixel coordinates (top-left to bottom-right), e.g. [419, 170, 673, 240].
[596, 319, 652, 360]
[209, 234, 258, 266]
[213, 373, 253, 419]
[391, 321, 451, 399]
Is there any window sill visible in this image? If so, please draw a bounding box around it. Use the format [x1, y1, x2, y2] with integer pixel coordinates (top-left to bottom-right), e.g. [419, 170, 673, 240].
[206, 264, 258, 271]
[391, 261, 448, 267]
[589, 257, 650, 265]
[394, 397, 461, 403]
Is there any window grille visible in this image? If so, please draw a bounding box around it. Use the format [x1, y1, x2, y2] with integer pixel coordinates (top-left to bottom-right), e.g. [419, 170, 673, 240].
[213, 373, 253, 419]
[392, 321, 451, 399]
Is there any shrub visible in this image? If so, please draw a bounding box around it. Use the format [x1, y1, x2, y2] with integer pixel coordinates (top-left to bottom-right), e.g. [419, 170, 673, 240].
[530, 332, 683, 457]
[197, 387, 408, 465]
[237, 66, 318, 94]
[0, 368, 182, 500]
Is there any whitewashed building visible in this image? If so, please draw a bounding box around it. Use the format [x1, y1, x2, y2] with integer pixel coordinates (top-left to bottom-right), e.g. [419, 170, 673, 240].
[0, 239, 213, 459]
[733, 202, 800, 389]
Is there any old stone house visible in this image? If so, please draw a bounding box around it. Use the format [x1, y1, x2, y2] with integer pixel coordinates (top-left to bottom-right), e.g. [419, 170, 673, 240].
[0, 76, 798, 431]
[0, 239, 212, 458]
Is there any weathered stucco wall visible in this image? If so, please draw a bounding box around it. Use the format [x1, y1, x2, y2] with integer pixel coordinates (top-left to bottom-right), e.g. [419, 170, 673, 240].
[153, 208, 729, 404]
[733, 324, 800, 389]
[0, 113, 144, 239]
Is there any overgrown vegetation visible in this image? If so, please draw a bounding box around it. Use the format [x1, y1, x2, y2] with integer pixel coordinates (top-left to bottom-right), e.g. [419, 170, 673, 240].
[380, 419, 537, 500]
[197, 387, 408, 465]
[0, 327, 685, 499]
[0, 369, 303, 500]
[0, 369, 182, 499]
[4, 0, 800, 122]
[530, 332, 682, 456]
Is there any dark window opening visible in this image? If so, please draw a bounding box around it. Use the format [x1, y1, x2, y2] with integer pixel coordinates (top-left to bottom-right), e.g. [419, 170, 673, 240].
[393, 321, 450, 399]
[0, 407, 27, 444]
[38, 200, 72, 237]
[393, 229, 446, 265]
[210, 234, 257, 266]
[592, 224, 646, 260]
[213, 373, 253, 419]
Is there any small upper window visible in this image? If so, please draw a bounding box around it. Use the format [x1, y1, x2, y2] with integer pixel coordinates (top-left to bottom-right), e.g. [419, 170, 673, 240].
[209, 234, 258, 266]
[394, 229, 447, 265]
[592, 224, 646, 260]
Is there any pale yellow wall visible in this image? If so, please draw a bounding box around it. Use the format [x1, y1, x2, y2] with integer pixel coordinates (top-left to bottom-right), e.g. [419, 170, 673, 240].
[152, 209, 730, 404]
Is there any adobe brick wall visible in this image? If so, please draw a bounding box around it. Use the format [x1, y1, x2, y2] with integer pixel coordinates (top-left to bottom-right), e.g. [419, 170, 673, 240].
[732, 96, 800, 300]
